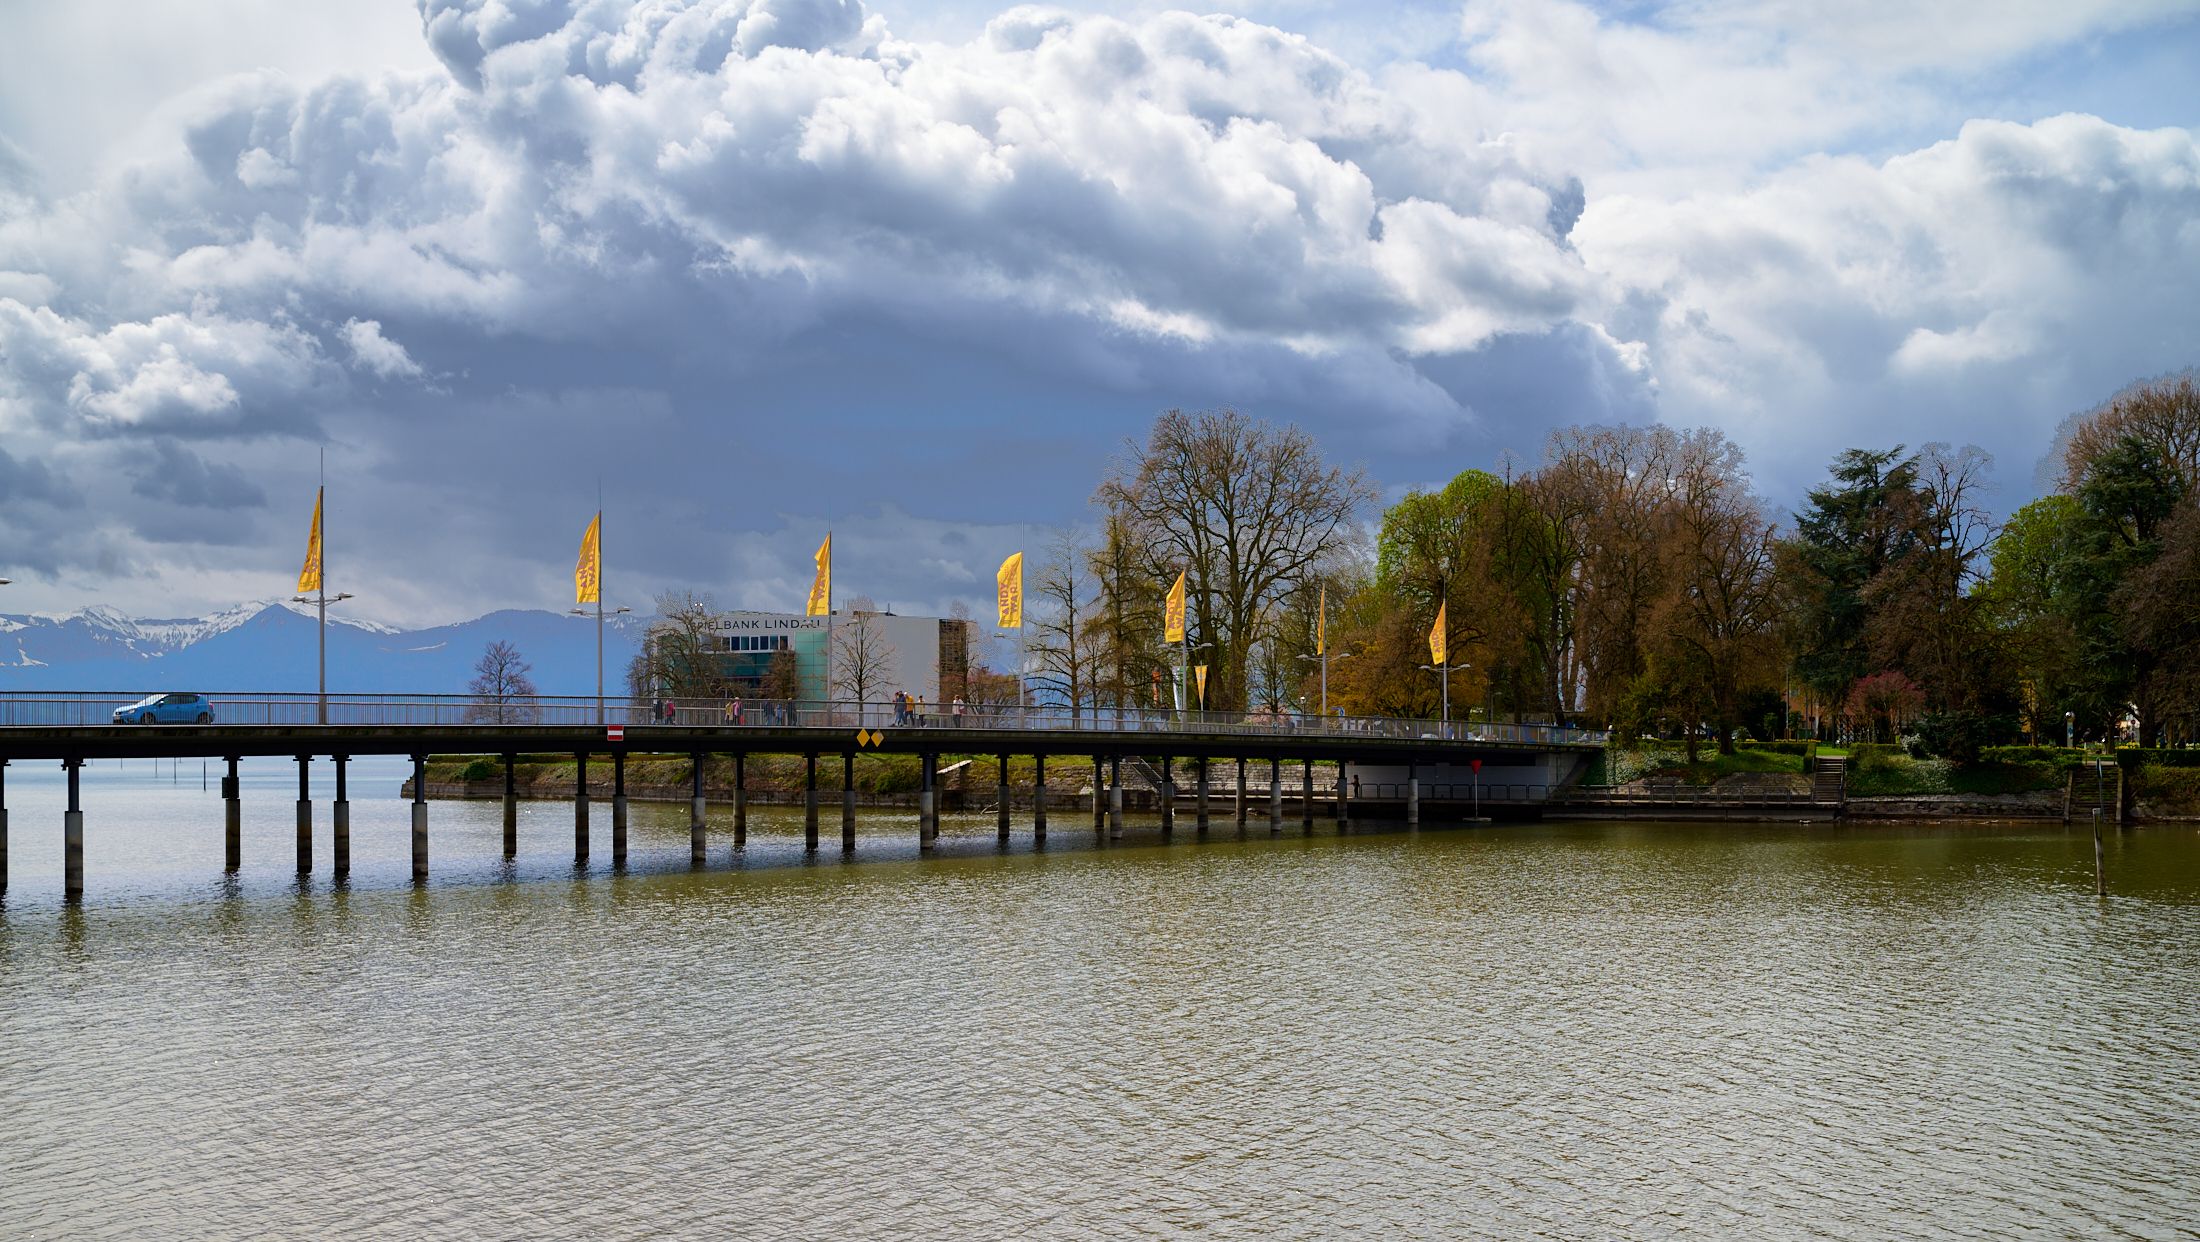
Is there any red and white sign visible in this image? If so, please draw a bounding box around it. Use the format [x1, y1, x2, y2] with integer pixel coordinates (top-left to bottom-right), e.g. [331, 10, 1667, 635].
[607, 725, 625, 742]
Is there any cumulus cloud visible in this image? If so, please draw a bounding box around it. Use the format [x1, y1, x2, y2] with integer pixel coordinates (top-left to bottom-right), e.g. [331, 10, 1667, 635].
[0, 0, 2193, 623]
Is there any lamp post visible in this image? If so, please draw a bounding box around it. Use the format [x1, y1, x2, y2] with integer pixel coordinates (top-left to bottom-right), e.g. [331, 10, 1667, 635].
[2066, 710, 2075, 750]
[570, 604, 632, 724]
[1418, 661, 1470, 736]
[290, 587, 355, 725]
[1298, 650, 1352, 727]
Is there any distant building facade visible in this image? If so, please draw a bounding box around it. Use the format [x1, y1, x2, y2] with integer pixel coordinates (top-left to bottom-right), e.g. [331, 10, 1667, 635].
[642, 609, 981, 705]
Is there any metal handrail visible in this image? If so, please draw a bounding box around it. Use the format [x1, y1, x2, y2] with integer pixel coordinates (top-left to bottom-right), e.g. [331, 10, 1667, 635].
[0, 690, 1608, 745]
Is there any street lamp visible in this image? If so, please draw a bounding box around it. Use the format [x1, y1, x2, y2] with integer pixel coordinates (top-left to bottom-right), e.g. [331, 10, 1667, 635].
[1297, 649, 1352, 725]
[1418, 661, 1472, 734]
[570, 604, 632, 725]
[291, 589, 355, 724]
[2065, 710, 2075, 750]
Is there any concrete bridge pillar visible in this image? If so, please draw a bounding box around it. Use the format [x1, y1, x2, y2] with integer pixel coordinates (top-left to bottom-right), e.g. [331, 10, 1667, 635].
[333, 755, 351, 876]
[63, 757, 83, 900]
[410, 754, 429, 881]
[843, 753, 858, 853]
[1031, 753, 1047, 841]
[612, 751, 629, 866]
[1160, 756, 1175, 836]
[804, 753, 820, 853]
[294, 754, 313, 875]
[1269, 757, 1283, 835]
[1092, 756, 1105, 830]
[997, 754, 1012, 843]
[733, 754, 748, 848]
[691, 754, 708, 865]
[920, 754, 939, 850]
[501, 754, 517, 857]
[1407, 765, 1420, 828]
[573, 752, 590, 864]
[1108, 756, 1124, 840]
[224, 756, 241, 871]
[1302, 759, 1315, 832]
[1235, 758, 1248, 830]
[0, 759, 8, 893]
[1196, 758, 1210, 834]
[1336, 759, 1349, 832]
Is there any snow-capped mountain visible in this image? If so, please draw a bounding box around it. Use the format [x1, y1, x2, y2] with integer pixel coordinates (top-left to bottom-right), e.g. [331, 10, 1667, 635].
[0, 602, 643, 695]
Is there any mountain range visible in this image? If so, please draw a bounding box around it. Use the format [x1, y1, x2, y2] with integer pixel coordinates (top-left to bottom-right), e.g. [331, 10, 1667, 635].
[0, 601, 645, 697]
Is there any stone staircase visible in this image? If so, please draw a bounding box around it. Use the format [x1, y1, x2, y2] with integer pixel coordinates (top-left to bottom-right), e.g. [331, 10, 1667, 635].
[2064, 761, 2121, 824]
[1811, 756, 1847, 804]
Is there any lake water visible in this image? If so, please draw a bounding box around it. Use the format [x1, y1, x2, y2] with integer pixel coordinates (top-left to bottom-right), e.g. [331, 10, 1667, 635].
[2, 755, 2197, 1238]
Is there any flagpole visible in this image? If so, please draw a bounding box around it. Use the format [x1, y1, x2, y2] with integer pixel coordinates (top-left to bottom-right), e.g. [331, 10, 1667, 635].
[596, 507, 605, 727]
[317, 450, 327, 726]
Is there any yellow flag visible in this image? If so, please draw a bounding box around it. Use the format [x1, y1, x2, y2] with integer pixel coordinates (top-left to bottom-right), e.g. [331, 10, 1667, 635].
[1316, 583, 1326, 656]
[1164, 570, 1186, 644]
[806, 533, 832, 617]
[1195, 664, 1208, 708]
[297, 488, 323, 593]
[997, 551, 1023, 629]
[1429, 602, 1448, 667]
[574, 512, 601, 604]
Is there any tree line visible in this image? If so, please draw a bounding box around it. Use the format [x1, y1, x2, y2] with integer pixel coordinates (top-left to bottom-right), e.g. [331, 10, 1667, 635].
[1022, 374, 2200, 757]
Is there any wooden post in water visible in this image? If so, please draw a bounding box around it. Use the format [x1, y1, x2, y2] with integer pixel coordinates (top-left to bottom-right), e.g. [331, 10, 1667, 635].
[1196, 757, 1211, 834]
[690, 753, 708, 865]
[997, 754, 1012, 843]
[733, 754, 748, 848]
[63, 757, 83, 900]
[573, 752, 590, 863]
[294, 754, 313, 875]
[2094, 809, 2106, 897]
[1032, 753, 1048, 841]
[1160, 756, 1175, 836]
[410, 754, 429, 881]
[1108, 756, 1124, 840]
[842, 752, 858, 853]
[612, 751, 629, 865]
[804, 753, 820, 853]
[501, 753, 518, 857]
[1268, 757, 1283, 835]
[1301, 758, 1314, 832]
[332, 755, 350, 876]
[224, 756, 241, 871]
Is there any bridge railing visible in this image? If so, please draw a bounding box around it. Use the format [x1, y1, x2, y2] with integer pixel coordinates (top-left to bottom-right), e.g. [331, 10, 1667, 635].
[0, 691, 1607, 746]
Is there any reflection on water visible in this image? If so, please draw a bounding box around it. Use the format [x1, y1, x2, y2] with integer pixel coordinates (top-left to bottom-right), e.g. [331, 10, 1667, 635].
[2, 757, 2197, 1237]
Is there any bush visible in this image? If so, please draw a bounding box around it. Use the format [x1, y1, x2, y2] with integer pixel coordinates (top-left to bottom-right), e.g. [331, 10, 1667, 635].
[1749, 739, 1819, 758]
[2117, 748, 2200, 769]
[1980, 745, 2089, 766]
[458, 757, 499, 781]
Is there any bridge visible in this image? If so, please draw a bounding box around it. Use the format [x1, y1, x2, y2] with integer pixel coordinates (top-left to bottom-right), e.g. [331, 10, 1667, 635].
[0, 691, 1605, 898]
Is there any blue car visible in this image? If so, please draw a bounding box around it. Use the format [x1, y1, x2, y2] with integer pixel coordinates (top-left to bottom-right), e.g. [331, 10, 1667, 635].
[113, 693, 216, 725]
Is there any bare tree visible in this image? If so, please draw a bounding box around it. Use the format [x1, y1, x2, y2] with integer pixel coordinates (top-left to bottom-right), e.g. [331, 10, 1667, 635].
[831, 611, 898, 710]
[1097, 408, 1372, 711]
[467, 640, 538, 723]
[636, 590, 722, 701]
[1029, 526, 1103, 721]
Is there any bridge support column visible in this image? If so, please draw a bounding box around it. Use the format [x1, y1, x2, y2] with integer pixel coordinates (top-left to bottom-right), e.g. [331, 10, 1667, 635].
[1336, 760, 1349, 832]
[501, 754, 517, 857]
[612, 752, 629, 866]
[1108, 757, 1124, 840]
[295, 755, 313, 875]
[997, 755, 1012, 843]
[333, 755, 350, 876]
[732, 754, 748, 848]
[804, 754, 820, 853]
[224, 757, 241, 871]
[1269, 757, 1283, 835]
[690, 754, 708, 865]
[410, 755, 428, 881]
[1092, 756, 1105, 830]
[1032, 754, 1047, 841]
[574, 752, 590, 864]
[1302, 759, 1314, 832]
[1160, 756, 1175, 836]
[0, 759, 8, 892]
[920, 754, 938, 850]
[842, 753, 857, 853]
[63, 758, 83, 900]
[1407, 766, 1420, 828]
[1235, 758, 1247, 830]
[1196, 758, 1210, 834]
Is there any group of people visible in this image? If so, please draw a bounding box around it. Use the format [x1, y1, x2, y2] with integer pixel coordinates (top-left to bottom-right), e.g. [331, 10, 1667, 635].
[890, 691, 975, 727]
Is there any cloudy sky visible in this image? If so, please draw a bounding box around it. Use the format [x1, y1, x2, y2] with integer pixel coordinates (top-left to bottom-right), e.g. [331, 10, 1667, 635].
[1, 0, 2196, 627]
